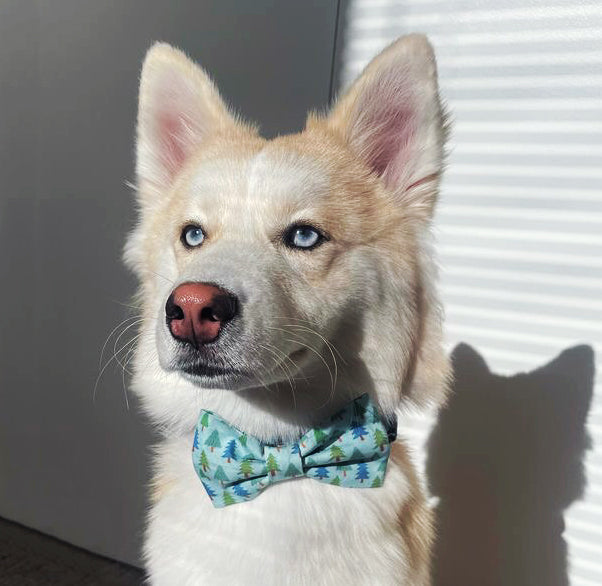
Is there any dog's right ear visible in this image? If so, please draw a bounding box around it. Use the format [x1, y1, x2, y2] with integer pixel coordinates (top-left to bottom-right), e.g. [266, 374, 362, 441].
[136, 43, 240, 208]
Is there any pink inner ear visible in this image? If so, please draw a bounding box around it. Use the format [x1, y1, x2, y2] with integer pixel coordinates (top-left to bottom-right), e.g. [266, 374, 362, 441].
[158, 110, 188, 179]
[353, 73, 416, 190]
[149, 67, 208, 184]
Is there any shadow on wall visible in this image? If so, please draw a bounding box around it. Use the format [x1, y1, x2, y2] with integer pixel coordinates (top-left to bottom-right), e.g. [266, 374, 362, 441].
[427, 343, 595, 586]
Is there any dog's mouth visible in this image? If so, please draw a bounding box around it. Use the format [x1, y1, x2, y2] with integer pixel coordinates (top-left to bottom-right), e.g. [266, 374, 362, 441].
[180, 361, 249, 378]
[173, 345, 309, 388]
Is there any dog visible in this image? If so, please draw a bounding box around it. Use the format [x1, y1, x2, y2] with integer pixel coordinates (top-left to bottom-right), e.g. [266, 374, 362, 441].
[124, 33, 450, 585]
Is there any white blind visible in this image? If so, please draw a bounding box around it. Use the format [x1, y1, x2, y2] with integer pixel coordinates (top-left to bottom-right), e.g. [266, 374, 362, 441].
[338, 2, 602, 585]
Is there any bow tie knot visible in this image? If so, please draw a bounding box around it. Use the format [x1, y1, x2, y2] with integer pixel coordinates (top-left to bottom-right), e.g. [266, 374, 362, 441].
[192, 394, 396, 508]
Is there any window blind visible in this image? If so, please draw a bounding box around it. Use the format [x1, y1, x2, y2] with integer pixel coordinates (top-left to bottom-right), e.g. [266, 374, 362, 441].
[337, 1, 602, 584]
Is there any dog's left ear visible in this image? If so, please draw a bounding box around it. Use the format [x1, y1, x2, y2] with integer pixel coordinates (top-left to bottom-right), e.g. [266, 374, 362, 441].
[324, 34, 447, 221]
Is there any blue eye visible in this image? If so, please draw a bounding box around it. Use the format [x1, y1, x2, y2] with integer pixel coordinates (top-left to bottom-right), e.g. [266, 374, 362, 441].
[284, 225, 324, 250]
[182, 225, 205, 248]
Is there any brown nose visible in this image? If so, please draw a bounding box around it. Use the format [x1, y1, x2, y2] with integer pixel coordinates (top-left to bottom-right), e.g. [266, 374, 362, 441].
[165, 282, 238, 347]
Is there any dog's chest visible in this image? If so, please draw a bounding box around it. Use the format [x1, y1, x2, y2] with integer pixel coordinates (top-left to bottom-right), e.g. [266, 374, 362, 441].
[144, 439, 412, 586]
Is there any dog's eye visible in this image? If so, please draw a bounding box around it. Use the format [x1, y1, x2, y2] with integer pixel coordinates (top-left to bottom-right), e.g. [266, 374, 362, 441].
[181, 225, 205, 248]
[284, 225, 324, 250]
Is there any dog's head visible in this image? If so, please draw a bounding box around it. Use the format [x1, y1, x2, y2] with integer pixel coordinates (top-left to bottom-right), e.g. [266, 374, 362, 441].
[125, 35, 450, 436]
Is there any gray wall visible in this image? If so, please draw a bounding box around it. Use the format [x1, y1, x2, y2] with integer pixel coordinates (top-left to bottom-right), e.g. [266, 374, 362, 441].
[0, 0, 340, 566]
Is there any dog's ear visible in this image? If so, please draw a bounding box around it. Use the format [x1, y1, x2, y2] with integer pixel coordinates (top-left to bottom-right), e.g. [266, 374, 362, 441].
[136, 43, 241, 207]
[323, 34, 447, 221]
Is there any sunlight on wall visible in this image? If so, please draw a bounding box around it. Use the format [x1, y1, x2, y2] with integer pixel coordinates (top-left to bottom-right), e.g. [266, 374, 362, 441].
[339, 1, 602, 584]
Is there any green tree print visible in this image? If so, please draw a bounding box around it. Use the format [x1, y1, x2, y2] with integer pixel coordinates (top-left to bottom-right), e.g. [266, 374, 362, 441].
[205, 430, 221, 452]
[371, 476, 382, 488]
[200, 450, 210, 473]
[373, 428, 387, 452]
[266, 453, 280, 476]
[214, 465, 228, 484]
[284, 463, 302, 477]
[200, 412, 210, 430]
[329, 445, 346, 462]
[239, 458, 254, 478]
[222, 491, 236, 506]
[339, 465, 351, 478]
[330, 476, 341, 486]
[314, 428, 327, 444]
[238, 434, 248, 448]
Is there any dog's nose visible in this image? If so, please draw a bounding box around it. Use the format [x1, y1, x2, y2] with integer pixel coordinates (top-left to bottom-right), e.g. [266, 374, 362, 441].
[165, 282, 238, 346]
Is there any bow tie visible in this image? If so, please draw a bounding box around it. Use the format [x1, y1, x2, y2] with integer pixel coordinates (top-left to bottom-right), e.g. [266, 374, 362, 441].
[192, 394, 396, 508]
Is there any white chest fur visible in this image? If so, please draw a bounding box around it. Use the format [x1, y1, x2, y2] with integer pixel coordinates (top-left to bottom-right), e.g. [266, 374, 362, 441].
[144, 437, 419, 586]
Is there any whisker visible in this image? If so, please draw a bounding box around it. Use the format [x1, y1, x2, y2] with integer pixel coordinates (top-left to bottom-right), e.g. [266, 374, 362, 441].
[93, 334, 140, 405]
[109, 298, 143, 311]
[147, 269, 175, 286]
[257, 343, 297, 397]
[120, 337, 142, 409]
[282, 337, 335, 396]
[98, 315, 142, 370]
[274, 323, 345, 364]
[267, 325, 338, 378]
[112, 319, 144, 372]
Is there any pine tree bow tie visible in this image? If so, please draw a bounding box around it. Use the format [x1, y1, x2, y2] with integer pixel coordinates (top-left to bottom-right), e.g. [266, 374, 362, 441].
[192, 394, 396, 508]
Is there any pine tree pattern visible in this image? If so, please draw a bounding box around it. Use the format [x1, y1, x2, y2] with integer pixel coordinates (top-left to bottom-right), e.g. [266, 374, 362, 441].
[239, 458, 254, 478]
[191, 395, 393, 508]
[373, 428, 387, 452]
[205, 430, 221, 452]
[222, 491, 236, 507]
[232, 484, 251, 498]
[351, 421, 368, 441]
[284, 463, 302, 477]
[200, 412, 210, 430]
[214, 465, 228, 485]
[201, 481, 217, 500]
[329, 445, 346, 462]
[314, 428, 327, 444]
[314, 467, 329, 480]
[266, 453, 280, 477]
[355, 463, 369, 483]
[200, 450, 210, 474]
[221, 439, 237, 463]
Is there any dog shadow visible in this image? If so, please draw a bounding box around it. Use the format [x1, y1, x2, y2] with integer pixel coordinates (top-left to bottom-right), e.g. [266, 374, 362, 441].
[426, 343, 595, 586]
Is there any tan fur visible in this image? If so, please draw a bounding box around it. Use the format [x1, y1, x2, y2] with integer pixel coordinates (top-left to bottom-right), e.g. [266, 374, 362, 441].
[391, 442, 434, 585]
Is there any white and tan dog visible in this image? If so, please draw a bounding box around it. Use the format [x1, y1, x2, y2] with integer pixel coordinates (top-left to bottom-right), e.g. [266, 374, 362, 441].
[125, 34, 450, 585]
